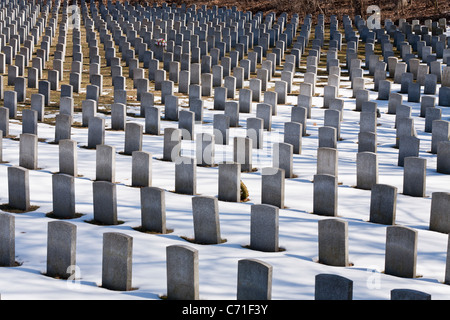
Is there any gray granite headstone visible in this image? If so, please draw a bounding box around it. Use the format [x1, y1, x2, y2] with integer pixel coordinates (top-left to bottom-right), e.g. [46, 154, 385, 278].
[93, 181, 118, 225]
[8, 166, 30, 211]
[55, 114, 72, 143]
[52, 173, 76, 219]
[315, 274, 353, 300]
[238, 88, 252, 113]
[111, 103, 126, 131]
[284, 122, 302, 154]
[96, 144, 116, 183]
[318, 218, 349, 266]
[385, 225, 418, 278]
[437, 141, 450, 174]
[273, 142, 294, 178]
[420, 95, 436, 118]
[398, 136, 420, 167]
[213, 114, 230, 145]
[22, 109, 38, 135]
[233, 137, 252, 172]
[431, 120, 450, 154]
[196, 133, 215, 167]
[163, 128, 181, 162]
[319, 126, 337, 149]
[356, 152, 378, 190]
[313, 174, 337, 216]
[59, 139, 77, 177]
[166, 245, 199, 300]
[191, 196, 221, 244]
[102, 232, 133, 291]
[0, 213, 15, 267]
[225, 102, 239, 127]
[46, 221, 77, 279]
[237, 259, 272, 300]
[218, 162, 241, 202]
[388, 92, 403, 114]
[4, 90, 17, 119]
[124, 123, 143, 155]
[369, 184, 397, 225]
[131, 151, 152, 187]
[250, 204, 279, 252]
[403, 157, 426, 197]
[246, 117, 264, 149]
[145, 106, 161, 135]
[175, 157, 197, 195]
[429, 192, 450, 234]
[391, 289, 431, 300]
[87, 117, 105, 149]
[19, 133, 38, 170]
[140, 186, 167, 233]
[317, 147, 338, 179]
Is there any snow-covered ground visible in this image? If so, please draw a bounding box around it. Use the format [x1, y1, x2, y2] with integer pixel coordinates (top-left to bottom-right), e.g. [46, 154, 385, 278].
[0, 57, 449, 301]
[0, 3, 449, 300]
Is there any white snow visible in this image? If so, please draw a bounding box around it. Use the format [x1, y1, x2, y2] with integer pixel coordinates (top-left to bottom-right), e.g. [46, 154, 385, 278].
[0, 19, 449, 301]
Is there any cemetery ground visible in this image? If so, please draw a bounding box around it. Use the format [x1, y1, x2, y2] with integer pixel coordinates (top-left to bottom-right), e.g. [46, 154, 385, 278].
[0, 0, 450, 306]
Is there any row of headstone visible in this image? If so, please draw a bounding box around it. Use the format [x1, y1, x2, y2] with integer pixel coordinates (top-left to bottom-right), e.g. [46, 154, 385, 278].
[5, 157, 450, 274]
[0, 0, 449, 300]
[0, 210, 443, 299]
[1, 0, 446, 185]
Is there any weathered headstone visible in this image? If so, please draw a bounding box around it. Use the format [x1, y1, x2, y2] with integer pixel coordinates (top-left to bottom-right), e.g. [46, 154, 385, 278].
[124, 123, 143, 155]
[384, 225, 418, 278]
[218, 162, 241, 202]
[191, 196, 221, 244]
[313, 174, 338, 216]
[93, 181, 118, 225]
[315, 274, 353, 300]
[163, 128, 181, 162]
[233, 137, 252, 172]
[131, 151, 152, 188]
[391, 289, 431, 300]
[429, 192, 450, 234]
[8, 166, 30, 211]
[102, 232, 133, 291]
[87, 117, 105, 149]
[145, 106, 161, 135]
[0, 213, 15, 267]
[175, 157, 197, 195]
[140, 186, 167, 233]
[261, 167, 285, 209]
[46, 221, 77, 279]
[96, 144, 116, 183]
[403, 157, 427, 197]
[196, 133, 215, 167]
[52, 173, 76, 219]
[22, 109, 38, 135]
[256, 103, 272, 131]
[318, 218, 349, 267]
[59, 139, 77, 177]
[4, 91, 17, 119]
[237, 259, 272, 300]
[356, 152, 378, 190]
[250, 204, 279, 252]
[213, 114, 230, 145]
[437, 141, 450, 174]
[166, 245, 199, 300]
[273, 142, 294, 178]
[19, 133, 38, 170]
[317, 147, 338, 178]
[398, 136, 420, 167]
[284, 121, 302, 154]
[431, 120, 450, 154]
[369, 184, 397, 225]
